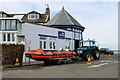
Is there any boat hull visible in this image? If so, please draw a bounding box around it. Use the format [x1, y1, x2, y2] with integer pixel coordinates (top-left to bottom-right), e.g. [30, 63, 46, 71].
[25, 49, 76, 61]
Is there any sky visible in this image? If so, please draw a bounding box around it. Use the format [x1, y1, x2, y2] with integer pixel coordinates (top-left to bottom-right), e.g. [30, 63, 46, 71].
[0, 0, 119, 50]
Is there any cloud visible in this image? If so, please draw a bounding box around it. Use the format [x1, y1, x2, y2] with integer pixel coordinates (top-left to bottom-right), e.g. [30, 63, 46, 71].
[0, 0, 119, 2]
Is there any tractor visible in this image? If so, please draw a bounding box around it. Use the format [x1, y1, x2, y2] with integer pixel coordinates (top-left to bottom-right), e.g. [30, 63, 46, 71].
[76, 39, 100, 61]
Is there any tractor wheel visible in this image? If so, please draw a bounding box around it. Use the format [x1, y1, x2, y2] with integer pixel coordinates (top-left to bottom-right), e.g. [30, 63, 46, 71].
[92, 49, 100, 60]
[111, 52, 114, 55]
[82, 51, 92, 61]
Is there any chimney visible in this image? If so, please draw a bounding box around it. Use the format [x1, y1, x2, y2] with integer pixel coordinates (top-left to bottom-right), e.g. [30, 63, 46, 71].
[45, 4, 50, 21]
[45, 4, 49, 8]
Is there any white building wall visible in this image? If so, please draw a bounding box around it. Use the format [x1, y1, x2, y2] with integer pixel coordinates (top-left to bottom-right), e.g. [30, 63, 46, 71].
[23, 23, 74, 51]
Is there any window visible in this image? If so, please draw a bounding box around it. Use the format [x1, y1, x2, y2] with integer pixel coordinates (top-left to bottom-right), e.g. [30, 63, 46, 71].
[3, 33, 6, 42]
[67, 28, 71, 31]
[74, 29, 79, 32]
[3, 14, 7, 17]
[39, 36, 46, 49]
[50, 42, 52, 49]
[30, 14, 35, 19]
[11, 20, 16, 30]
[68, 43, 70, 49]
[7, 33, 10, 41]
[49, 38, 56, 49]
[40, 36, 46, 40]
[1, 20, 6, 30]
[17, 20, 22, 33]
[43, 41, 46, 49]
[66, 39, 70, 49]
[1, 20, 17, 31]
[53, 42, 55, 49]
[6, 20, 11, 30]
[12, 33, 15, 41]
[2, 33, 16, 42]
[40, 41, 42, 49]
[28, 13, 40, 20]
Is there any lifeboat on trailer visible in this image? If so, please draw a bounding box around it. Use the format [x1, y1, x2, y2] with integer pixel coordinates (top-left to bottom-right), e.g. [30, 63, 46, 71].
[25, 49, 77, 61]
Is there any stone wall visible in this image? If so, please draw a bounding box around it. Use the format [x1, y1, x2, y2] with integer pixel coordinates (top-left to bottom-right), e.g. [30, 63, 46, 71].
[1, 44, 24, 66]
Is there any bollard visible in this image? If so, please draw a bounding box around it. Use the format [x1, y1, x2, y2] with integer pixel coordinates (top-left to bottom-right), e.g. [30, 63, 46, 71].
[15, 58, 20, 67]
[108, 54, 112, 60]
[87, 56, 92, 64]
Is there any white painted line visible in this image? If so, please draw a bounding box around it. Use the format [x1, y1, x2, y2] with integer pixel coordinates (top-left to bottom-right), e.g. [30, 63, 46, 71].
[100, 60, 110, 63]
[88, 63, 109, 68]
[99, 63, 109, 66]
[88, 65, 101, 68]
[100, 60, 118, 64]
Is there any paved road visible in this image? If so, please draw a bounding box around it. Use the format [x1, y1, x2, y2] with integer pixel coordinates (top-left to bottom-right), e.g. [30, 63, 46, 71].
[2, 53, 119, 78]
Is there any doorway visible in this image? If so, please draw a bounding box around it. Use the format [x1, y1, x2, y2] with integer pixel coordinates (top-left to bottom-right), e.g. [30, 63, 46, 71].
[75, 40, 79, 52]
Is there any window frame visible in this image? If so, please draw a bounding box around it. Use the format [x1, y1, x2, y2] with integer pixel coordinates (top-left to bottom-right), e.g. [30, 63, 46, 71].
[7, 33, 10, 42]
[39, 36, 47, 49]
[66, 39, 71, 50]
[39, 41, 42, 49]
[2, 33, 6, 42]
[12, 33, 15, 41]
[28, 13, 40, 20]
[49, 38, 56, 50]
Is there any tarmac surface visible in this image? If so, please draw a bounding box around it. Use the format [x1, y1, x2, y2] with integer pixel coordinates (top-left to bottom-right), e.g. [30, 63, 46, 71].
[2, 53, 119, 78]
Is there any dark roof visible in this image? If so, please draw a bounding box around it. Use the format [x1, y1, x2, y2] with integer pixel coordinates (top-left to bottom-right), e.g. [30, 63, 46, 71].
[5, 11, 50, 23]
[0, 10, 50, 23]
[46, 7, 84, 29]
[0, 11, 5, 13]
[27, 11, 41, 14]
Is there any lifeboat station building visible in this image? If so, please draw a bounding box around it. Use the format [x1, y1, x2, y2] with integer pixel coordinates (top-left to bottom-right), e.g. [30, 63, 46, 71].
[0, 5, 85, 52]
[23, 7, 85, 52]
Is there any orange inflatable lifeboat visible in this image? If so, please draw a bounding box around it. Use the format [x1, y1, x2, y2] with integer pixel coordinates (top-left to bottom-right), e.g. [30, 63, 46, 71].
[25, 49, 76, 61]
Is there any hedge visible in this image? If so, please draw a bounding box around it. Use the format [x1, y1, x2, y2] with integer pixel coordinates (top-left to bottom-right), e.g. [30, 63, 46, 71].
[1, 44, 24, 66]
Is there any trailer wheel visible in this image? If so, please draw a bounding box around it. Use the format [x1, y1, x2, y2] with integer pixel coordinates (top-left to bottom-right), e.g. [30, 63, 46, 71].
[82, 51, 91, 61]
[44, 60, 51, 65]
[63, 60, 68, 64]
[56, 59, 61, 65]
[92, 49, 100, 60]
[71, 57, 78, 61]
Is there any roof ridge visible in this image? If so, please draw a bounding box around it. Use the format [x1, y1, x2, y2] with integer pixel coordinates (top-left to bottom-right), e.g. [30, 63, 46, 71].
[46, 7, 84, 30]
[64, 9, 74, 25]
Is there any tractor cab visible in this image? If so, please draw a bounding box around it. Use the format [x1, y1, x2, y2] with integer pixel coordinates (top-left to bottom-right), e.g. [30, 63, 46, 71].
[77, 39, 100, 61]
[80, 40, 97, 49]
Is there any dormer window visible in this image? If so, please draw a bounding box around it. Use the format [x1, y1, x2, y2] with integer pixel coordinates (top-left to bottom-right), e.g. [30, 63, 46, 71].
[3, 14, 7, 17]
[0, 13, 7, 18]
[28, 13, 40, 20]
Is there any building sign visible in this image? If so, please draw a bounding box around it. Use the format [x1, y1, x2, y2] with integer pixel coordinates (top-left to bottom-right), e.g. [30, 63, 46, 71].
[58, 31, 65, 39]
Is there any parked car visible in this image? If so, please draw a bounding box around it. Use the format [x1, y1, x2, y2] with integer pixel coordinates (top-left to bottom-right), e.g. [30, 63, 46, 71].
[100, 48, 114, 55]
